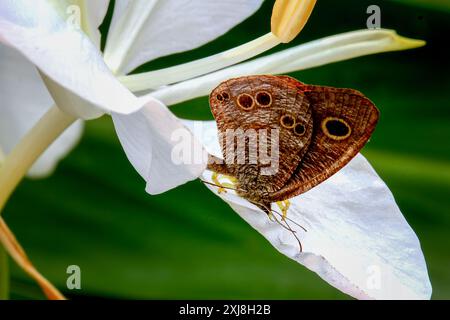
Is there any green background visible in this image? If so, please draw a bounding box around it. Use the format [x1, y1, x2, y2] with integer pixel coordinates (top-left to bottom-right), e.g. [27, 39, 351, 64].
[3, 0, 449, 299]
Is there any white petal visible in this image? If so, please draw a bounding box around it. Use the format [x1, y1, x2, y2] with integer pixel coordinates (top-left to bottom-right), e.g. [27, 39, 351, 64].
[185, 120, 432, 300]
[112, 99, 207, 194]
[0, 0, 140, 119]
[79, 0, 109, 47]
[150, 29, 425, 106]
[104, 0, 263, 74]
[48, 0, 110, 47]
[0, 44, 83, 177]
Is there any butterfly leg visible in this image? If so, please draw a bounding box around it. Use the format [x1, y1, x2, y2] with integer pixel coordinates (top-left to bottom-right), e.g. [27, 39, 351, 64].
[206, 154, 238, 194]
[276, 200, 291, 221]
[211, 172, 237, 194]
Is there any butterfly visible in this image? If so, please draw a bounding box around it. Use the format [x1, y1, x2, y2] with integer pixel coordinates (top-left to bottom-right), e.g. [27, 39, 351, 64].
[207, 75, 379, 216]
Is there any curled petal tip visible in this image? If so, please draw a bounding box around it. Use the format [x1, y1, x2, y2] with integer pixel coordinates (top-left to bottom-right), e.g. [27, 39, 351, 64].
[395, 34, 426, 49]
[271, 0, 317, 43]
[382, 30, 426, 50]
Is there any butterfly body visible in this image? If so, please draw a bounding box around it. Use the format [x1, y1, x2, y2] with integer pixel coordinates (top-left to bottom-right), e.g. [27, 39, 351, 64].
[208, 75, 379, 212]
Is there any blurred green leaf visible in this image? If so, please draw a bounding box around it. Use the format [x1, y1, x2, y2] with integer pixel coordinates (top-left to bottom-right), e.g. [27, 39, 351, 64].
[388, 0, 450, 12]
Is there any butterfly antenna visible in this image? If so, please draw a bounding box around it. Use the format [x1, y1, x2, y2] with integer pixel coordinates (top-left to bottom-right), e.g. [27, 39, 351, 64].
[200, 179, 246, 193]
[251, 200, 307, 232]
[251, 201, 305, 252]
[270, 210, 303, 253]
[270, 208, 308, 233]
[283, 218, 303, 253]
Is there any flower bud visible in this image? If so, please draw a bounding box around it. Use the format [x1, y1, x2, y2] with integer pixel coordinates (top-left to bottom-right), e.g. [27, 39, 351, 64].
[271, 0, 317, 43]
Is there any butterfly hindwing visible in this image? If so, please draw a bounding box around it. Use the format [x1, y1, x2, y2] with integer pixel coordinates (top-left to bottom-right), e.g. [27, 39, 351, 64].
[270, 80, 379, 201]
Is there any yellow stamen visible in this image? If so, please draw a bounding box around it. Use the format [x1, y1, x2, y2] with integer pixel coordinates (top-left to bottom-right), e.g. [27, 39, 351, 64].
[271, 0, 317, 43]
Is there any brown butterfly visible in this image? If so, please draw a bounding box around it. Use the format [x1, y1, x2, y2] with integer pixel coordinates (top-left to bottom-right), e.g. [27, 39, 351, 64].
[207, 75, 379, 215]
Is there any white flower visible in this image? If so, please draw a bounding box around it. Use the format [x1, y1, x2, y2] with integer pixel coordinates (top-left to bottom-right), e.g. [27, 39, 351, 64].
[185, 121, 432, 300]
[0, 0, 264, 193]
